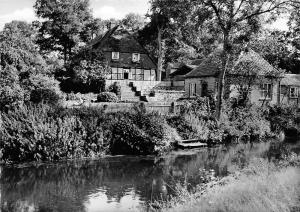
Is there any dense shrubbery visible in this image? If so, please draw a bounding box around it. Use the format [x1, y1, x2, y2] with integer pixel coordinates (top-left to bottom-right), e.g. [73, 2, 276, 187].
[169, 97, 222, 144]
[265, 105, 299, 133]
[97, 92, 119, 102]
[110, 107, 179, 155]
[220, 103, 272, 142]
[0, 104, 179, 163]
[108, 82, 121, 97]
[1, 93, 296, 163]
[30, 88, 60, 105]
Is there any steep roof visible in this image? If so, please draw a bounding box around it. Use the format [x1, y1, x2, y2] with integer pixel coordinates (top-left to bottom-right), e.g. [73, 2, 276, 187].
[170, 64, 197, 77]
[232, 49, 278, 76]
[88, 25, 157, 69]
[185, 49, 279, 79]
[281, 74, 300, 86]
[185, 50, 222, 78]
[90, 26, 147, 53]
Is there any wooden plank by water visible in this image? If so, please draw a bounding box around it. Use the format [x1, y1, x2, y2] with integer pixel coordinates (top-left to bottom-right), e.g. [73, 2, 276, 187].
[176, 141, 208, 149]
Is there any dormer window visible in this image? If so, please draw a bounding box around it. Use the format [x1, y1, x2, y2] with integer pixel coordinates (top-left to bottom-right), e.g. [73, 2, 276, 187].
[112, 52, 119, 60]
[132, 53, 140, 63]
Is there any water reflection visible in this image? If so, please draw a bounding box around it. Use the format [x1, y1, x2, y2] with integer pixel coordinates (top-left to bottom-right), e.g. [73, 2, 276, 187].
[0, 142, 281, 212]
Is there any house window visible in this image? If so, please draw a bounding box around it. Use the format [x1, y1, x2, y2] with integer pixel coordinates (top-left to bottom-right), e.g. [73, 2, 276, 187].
[260, 83, 272, 99]
[132, 53, 140, 63]
[189, 83, 197, 97]
[133, 68, 144, 80]
[290, 87, 299, 98]
[112, 52, 119, 60]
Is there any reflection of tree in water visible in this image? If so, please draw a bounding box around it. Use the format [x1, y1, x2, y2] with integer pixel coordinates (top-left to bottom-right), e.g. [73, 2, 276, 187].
[0, 142, 272, 211]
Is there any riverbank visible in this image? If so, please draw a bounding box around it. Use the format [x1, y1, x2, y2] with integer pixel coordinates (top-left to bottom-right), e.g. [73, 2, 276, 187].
[156, 145, 300, 212]
[0, 100, 299, 163]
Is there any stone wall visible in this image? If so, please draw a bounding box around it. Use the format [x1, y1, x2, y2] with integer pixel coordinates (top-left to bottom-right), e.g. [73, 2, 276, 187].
[148, 90, 186, 102]
[184, 77, 217, 98]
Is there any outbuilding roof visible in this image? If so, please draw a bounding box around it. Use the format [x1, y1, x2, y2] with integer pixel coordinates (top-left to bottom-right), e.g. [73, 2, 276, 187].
[185, 51, 222, 78]
[281, 74, 300, 86]
[90, 25, 148, 54]
[185, 49, 279, 79]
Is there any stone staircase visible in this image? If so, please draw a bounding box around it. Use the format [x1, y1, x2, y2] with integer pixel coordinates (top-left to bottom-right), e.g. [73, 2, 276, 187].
[120, 82, 143, 102]
[117, 80, 186, 102]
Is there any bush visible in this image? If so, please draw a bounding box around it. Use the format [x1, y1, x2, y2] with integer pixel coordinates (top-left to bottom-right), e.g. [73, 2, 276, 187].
[179, 96, 214, 118]
[109, 82, 121, 97]
[221, 103, 271, 142]
[110, 109, 180, 155]
[265, 105, 298, 133]
[0, 84, 25, 111]
[30, 88, 60, 105]
[0, 105, 180, 163]
[167, 113, 223, 143]
[0, 105, 109, 162]
[97, 92, 119, 102]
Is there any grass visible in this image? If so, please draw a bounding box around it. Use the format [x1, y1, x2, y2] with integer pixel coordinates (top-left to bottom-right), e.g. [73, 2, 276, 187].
[158, 155, 300, 212]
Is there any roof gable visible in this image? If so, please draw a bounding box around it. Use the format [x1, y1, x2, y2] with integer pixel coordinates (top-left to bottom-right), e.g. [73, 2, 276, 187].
[185, 50, 222, 78]
[185, 49, 279, 79]
[90, 26, 147, 54]
[281, 74, 300, 86]
[232, 49, 278, 76]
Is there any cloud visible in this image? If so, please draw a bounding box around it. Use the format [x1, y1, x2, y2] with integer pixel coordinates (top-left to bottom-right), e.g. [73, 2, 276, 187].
[0, 8, 36, 30]
[93, 6, 123, 20]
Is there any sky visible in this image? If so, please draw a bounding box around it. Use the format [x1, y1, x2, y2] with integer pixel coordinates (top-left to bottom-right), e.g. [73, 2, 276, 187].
[0, 0, 289, 31]
[0, 0, 150, 29]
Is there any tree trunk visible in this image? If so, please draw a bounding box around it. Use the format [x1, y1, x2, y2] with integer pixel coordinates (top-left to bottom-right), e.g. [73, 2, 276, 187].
[216, 32, 230, 120]
[63, 47, 67, 65]
[157, 26, 163, 81]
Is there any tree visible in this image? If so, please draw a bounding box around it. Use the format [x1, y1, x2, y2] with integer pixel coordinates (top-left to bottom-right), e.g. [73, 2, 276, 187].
[286, 3, 300, 74]
[82, 18, 107, 41]
[185, 0, 298, 119]
[0, 21, 45, 72]
[121, 13, 146, 31]
[34, 0, 93, 63]
[142, 0, 221, 78]
[0, 65, 25, 111]
[0, 21, 62, 109]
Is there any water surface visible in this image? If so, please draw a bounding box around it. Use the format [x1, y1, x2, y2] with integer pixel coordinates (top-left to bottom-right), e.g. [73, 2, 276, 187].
[0, 141, 292, 212]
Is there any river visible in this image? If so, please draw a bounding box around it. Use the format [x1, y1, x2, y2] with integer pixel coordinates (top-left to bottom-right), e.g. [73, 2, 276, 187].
[0, 141, 298, 212]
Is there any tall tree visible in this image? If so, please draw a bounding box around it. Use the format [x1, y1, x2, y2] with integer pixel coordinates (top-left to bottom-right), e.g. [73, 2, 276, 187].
[287, 3, 300, 73]
[188, 0, 298, 119]
[121, 13, 146, 31]
[0, 21, 44, 71]
[34, 0, 93, 63]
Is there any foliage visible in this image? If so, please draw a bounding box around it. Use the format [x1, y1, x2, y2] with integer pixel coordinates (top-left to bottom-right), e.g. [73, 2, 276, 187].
[0, 65, 25, 110]
[0, 105, 181, 163]
[264, 105, 299, 133]
[97, 92, 119, 102]
[0, 85, 25, 111]
[179, 96, 214, 118]
[72, 59, 108, 93]
[160, 157, 300, 212]
[34, 0, 93, 62]
[287, 3, 300, 74]
[110, 109, 179, 155]
[0, 21, 45, 72]
[249, 31, 290, 70]
[108, 82, 121, 97]
[0, 105, 86, 162]
[121, 13, 146, 31]
[167, 114, 222, 143]
[30, 89, 60, 105]
[221, 103, 272, 142]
